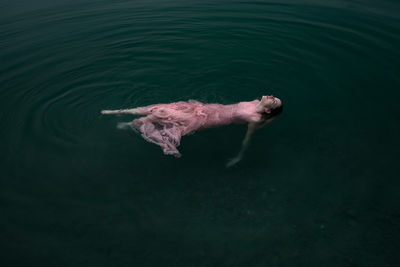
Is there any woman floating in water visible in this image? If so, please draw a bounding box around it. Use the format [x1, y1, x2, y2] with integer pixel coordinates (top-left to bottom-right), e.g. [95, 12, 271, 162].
[101, 95, 283, 166]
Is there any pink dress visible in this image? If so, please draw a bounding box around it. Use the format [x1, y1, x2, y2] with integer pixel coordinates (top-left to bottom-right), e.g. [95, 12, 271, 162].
[130, 100, 261, 157]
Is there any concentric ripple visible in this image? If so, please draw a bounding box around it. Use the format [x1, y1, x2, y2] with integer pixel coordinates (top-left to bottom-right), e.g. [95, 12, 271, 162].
[1, 0, 399, 164]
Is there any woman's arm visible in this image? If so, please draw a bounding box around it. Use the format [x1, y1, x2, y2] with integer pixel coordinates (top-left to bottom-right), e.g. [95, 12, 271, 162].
[226, 118, 275, 167]
[226, 122, 258, 167]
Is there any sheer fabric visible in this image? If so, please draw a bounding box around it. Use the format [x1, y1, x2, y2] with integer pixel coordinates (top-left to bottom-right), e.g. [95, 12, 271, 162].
[130, 100, 211, 157]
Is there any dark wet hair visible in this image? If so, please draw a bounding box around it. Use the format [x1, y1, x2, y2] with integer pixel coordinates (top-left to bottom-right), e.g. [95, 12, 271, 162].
[263, 104, 283, 120]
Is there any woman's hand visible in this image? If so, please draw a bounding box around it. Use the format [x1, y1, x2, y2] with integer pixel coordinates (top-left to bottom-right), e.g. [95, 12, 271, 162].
[226, 156, 242, 168]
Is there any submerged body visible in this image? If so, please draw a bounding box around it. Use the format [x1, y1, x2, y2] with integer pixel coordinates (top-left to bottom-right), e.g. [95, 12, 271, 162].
[102, 96, 282, 165]
[129, 100, 261, 157]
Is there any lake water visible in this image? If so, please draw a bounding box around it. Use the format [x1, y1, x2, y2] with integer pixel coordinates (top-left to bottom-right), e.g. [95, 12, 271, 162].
[1, 0, 399, 266]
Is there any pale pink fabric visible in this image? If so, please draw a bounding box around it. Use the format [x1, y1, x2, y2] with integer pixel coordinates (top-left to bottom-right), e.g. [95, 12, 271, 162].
[130, 100, 249, 157]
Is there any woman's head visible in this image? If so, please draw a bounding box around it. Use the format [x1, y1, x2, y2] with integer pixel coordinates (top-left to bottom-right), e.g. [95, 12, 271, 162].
[256, 95, 283, 119]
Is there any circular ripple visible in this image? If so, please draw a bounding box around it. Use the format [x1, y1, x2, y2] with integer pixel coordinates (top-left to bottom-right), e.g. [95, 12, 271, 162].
[1, 0, 399, 156]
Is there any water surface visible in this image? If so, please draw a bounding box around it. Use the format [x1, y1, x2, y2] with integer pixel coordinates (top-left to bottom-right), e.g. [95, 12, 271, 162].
[1, 0, 400, 266]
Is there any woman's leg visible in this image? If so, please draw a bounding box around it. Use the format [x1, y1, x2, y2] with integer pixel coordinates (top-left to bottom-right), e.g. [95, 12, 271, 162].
[116, 122, 132, 130]
[101, 106, 150, 115]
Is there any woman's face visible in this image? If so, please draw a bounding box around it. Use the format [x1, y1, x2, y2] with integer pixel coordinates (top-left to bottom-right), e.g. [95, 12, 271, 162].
[261, 95, 282, 113]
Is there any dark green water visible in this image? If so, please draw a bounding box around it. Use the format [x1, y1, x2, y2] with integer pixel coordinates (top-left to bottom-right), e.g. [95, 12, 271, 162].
[1, 0, 400, 266]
